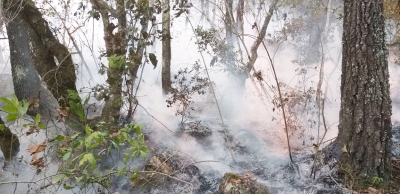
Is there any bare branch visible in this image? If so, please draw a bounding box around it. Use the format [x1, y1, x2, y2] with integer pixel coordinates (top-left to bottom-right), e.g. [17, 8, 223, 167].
[246, 0, 279, 72]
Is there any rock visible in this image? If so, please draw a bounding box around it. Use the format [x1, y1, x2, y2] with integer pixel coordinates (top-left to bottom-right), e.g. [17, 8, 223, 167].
[180, 121, 211, 139]
[128, 150, 208, 193]
[219, 173, 269, 194]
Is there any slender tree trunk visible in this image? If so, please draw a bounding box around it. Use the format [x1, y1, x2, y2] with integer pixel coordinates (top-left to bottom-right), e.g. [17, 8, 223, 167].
[0, 0, 3, 30]
[0, 117, 20, 161]
[238, 0, 278, 86]
[162, 0, 172, 94]
[338, 0, 392, 190]
[225, 0, 235, 46]
[236, 0, 244, 39]
[90, 0, 126, 123]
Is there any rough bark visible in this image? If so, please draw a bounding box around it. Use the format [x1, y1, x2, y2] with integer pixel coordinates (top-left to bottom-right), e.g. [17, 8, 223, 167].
[6, 12, 59, 118]
[22, 1, 78, 108]
[0, 117, 20, 161]
[338, 0, 392, 190]
[90, 0, 126, 123]
[162, 0, 172, 94]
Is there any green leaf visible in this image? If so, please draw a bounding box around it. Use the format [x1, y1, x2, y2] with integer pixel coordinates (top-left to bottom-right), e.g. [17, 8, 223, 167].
[2, 105, 18, 114]
[0, 97, 15, 107]
[63, 152, 71, 161]
[149, 53, 158, 69]
[53, 174, 66, 183]
[123, 153, 129, 165]
[79, 153, 96, 168]
[0, 124, 4, 131]
[17, 100, 28, 116]
[34, 114, 41, 125]
[111, 140, 119, 149]
[128, 139, 138, 148]
[108, 54, 126, 69]
[71, 133, 80, 140]
[38, 124, 46, 129]
[134, 124, 144, 135]
[6, 114, 18, 122]
[52, 135, 65, 142]
[138, 134, 145, 144]
[75, 176, 83, 183]
[85, 124, 92, 135]
[83, 96, 90, 106]
[117, 167, 126, 176]
[63, 185, 74, 190]
[85, 131, 103, 149]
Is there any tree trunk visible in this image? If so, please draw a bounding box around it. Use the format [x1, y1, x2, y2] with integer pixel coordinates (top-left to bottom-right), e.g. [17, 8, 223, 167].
[236, 0, 244, 39]
[238, 0, 278, 86]
[6, 12, 59, 118]
[162, 0, 172, 94]
[90, 0, 126, 124]
[338, 0, 392, 190]
[21, 0, 79, 109]
[0, 117, 20, 161]
[225, 0, 235, 46]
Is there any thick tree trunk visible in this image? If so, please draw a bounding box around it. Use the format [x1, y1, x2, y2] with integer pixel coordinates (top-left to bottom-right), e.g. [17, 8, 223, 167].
[6, 13, 59, 118]
[338, 0, 392, 189]
[20, 0, 78, 108]
[6, 14, 41, 102]
[162, 0, 172, 94]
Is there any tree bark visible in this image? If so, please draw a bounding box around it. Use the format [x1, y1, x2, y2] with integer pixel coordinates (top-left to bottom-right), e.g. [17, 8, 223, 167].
[0, 117, 20, 161]
[239, 0, 278, 86]
[90, 0, 126, 123]
[224, 0, 235, 46]
[338, 0, 392, 189]
[162, 0, 172, 94]
[20, 0, 78, 109]
[236, 0, 244, 39]
[6, 12, 59, 118]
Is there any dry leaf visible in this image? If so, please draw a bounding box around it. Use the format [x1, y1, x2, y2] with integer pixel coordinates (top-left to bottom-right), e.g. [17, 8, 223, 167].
[56, 107, 69, 121]
[30, 157, 45, 168]
[28, 97, 40, 110]
[26, 143, 46, 154]
[313, 143, 319, 150]
[341, 145, 348, 153]
[26, 125, 37, 136]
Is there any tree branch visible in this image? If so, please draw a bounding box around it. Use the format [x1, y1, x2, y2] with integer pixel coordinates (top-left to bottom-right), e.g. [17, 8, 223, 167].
[90, 0, 118, 18]
[246, 0, 279, 72]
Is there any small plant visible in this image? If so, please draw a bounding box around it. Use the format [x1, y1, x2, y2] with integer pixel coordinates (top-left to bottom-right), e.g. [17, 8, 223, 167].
[0, 94, 29, 122]
[53, 121, 148, 189]
[0, 92, 149, 191]
[372, 176, 384, 185]
[166, 61, 209, 123]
